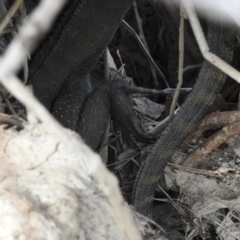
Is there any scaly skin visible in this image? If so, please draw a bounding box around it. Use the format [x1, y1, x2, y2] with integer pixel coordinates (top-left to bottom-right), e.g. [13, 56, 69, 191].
[28, 0, 173, 151]
[28, 0, 133, 130]
[78, 78, 173, 150]
[132, 22, 236, 218]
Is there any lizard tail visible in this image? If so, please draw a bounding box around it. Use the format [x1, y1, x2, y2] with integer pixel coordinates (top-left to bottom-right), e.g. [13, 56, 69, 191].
[132, 21, 236, 218]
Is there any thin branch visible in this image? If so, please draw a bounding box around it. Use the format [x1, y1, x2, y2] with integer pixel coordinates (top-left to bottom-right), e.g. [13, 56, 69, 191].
[0, 91, 17, 115]
[100, 49, 110, 163]
[104, 48, 109, 81]
[121, 20, 169, 88]
[157, 184, 188, 220]
[0, 0, 23, 35]
[0, 0, 67, 134]
[183, 0, 240, 83]
[133, 1, 158, 87]
[0, 112, 24, 129]
[169, 163, 225, 178]
[183, 121, 240, 167]
[182, 63, 202, 73]
[169, 3, 185, 120]
[164, 94, 173, 117]
[175, 0, 240, 28]
[184, 111, 240, 145]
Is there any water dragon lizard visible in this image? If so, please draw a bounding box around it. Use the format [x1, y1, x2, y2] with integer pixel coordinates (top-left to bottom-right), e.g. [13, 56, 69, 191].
[26, 1, 236, 219]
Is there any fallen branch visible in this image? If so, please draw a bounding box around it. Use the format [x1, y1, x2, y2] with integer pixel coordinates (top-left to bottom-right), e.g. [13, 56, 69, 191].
[183, 121, 240, 167]
[184, 111, 240, 145]
[183, 0, 240, 83]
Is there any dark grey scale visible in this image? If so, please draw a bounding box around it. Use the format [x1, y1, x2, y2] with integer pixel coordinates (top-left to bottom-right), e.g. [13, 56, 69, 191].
[27, 0, 133, 130]
[121, 127, 139, 149]
[52, 72, 92, 130]
[77, 81, 111, 151]
[77, 78, 171, 150]
[110, 79, 169, 144]
[25, 0, 172, 152]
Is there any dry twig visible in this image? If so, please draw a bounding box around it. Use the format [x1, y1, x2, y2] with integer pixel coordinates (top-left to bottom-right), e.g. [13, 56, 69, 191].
[0, 0, 23, 35]
[184, 111, 240, 145]
[169, 3, 185, 120]
[121, 20, 168, 87]
[133, 1, 158, 87]
[183, 0, 240, 84]
[184, 122, 240, 167]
